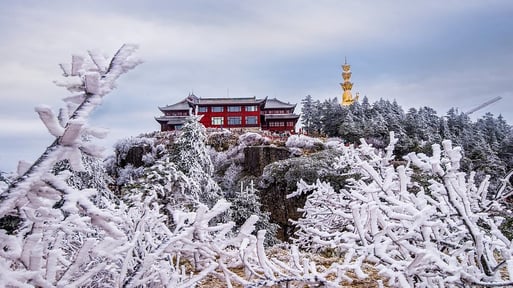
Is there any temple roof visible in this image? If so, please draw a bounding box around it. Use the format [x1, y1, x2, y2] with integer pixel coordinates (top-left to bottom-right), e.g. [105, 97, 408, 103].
[194, 96, 266, 106]
[159, 100, 191, 112]
[264, 98, 297, 109]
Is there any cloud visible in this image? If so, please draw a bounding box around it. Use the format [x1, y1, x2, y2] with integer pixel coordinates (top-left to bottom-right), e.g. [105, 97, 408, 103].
[363, 62, 513, 121]
[0, 0, 512, 172]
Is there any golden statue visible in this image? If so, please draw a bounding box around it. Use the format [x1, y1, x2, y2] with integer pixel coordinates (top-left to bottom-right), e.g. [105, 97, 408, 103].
[340, 59, 359, 106]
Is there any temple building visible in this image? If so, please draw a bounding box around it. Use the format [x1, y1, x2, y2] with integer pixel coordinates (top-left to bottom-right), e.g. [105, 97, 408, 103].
[155, 93, 299, 133]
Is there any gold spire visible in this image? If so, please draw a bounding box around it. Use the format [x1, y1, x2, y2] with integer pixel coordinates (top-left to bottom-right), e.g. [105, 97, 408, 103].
[340, 58, 359, 106]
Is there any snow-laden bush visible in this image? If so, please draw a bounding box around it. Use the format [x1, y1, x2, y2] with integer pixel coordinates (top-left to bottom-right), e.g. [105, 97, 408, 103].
[206, 130, 238, 151]
[325, 137, 344, 149]
[114, 136, 155, 161]
[116, 164, 144, 186]
[238, 132, 271, 147]
[290, 132, 513, 287]
[286, 134, 325, 151]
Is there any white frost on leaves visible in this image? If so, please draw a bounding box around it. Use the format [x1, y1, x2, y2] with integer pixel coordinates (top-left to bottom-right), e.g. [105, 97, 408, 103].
[62, 94, 86, 104]
[83, 126, 109, 139]
[71, 54, 84, 76]
[16, 160, 31, 177]
[35, 105, 65, 137]
[84, 71, 100, 94]
[54, 76, 84, 92]
[87, 50, 109, 73]
[60, 119, 84, 146]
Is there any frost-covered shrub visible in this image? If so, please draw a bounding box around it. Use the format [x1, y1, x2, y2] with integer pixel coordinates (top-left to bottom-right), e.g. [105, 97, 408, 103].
[290, 132, 513, 287]
[325, 137, 344, 149]
[288, 147, 303, 156]
[226, 181, 279, 246]
[238, 132, 271, 147]
[286, 134, 325, 151]
[209, 132, 274, 192]
[258, 149, 350, 240]
[220, 163, 243, 190]
[114, 137, 154, 159]
[114, 136, 155, 167]
[206, 130, 238, 151]
[116, 164, 143, 186]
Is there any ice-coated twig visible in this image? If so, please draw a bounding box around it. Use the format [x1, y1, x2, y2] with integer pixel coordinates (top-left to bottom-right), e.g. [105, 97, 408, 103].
[0, 44, 141, 216]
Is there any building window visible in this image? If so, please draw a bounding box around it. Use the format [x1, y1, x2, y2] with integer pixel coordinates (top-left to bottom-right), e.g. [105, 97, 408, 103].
[211, 117, 224, 125]
[268, 109, 288, 114]
[246, 116, 258, 125]
[212, 106, 224, 112]
[228, 117, 242, 125]
[287, 121, 295, 127]
[269, 121, 285, 127]
[166, 111, 188, 116]
[246, 105, 258, 112]
[227, 106, 241, 112]
[198, 106, 208, 113]
[167, 111, 189, 116]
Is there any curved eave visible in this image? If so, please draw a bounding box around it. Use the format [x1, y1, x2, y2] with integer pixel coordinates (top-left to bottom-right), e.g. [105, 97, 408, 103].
[264, 114, 300, 121]
[155, 116, 166, 123]
[159, 106, 190, 112]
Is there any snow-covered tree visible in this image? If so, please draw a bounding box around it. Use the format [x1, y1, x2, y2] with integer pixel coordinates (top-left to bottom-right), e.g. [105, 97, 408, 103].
[320, 97, 345, 137]
[301, 94, 317, 135]
[171, 116, 221, 208]
[227, 180, 278, 245]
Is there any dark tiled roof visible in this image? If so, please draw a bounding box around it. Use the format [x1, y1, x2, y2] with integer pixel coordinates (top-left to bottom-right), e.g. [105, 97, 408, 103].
[159, 100, 191, 111]
[196, 97, 266, 105]
[264, 98, 297, 109]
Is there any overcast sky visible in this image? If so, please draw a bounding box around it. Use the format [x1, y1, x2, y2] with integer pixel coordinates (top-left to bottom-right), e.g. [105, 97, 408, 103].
[1, 0, 513, 173]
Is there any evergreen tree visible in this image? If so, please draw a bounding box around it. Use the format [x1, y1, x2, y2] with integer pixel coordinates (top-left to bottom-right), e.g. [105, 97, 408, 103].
[320, 97, 344, 137]
[227, 180, 278, 245]
[418, 106, 442, 144]
[171, 116, 222, 208]
[301, 94, 316, 134]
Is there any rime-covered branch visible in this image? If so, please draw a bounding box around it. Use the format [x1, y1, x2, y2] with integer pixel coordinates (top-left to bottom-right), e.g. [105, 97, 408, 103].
[0, 44, 141, 216]
[0, 45, 141, 287]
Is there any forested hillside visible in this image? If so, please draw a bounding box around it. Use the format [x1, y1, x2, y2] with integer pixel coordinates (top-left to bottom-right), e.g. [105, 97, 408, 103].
[301, 95, 513, 191]
[1, 46, 513, 287]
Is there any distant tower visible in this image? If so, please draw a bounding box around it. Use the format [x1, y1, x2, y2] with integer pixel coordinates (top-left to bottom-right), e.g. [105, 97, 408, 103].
[340, 58, 359, 106]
